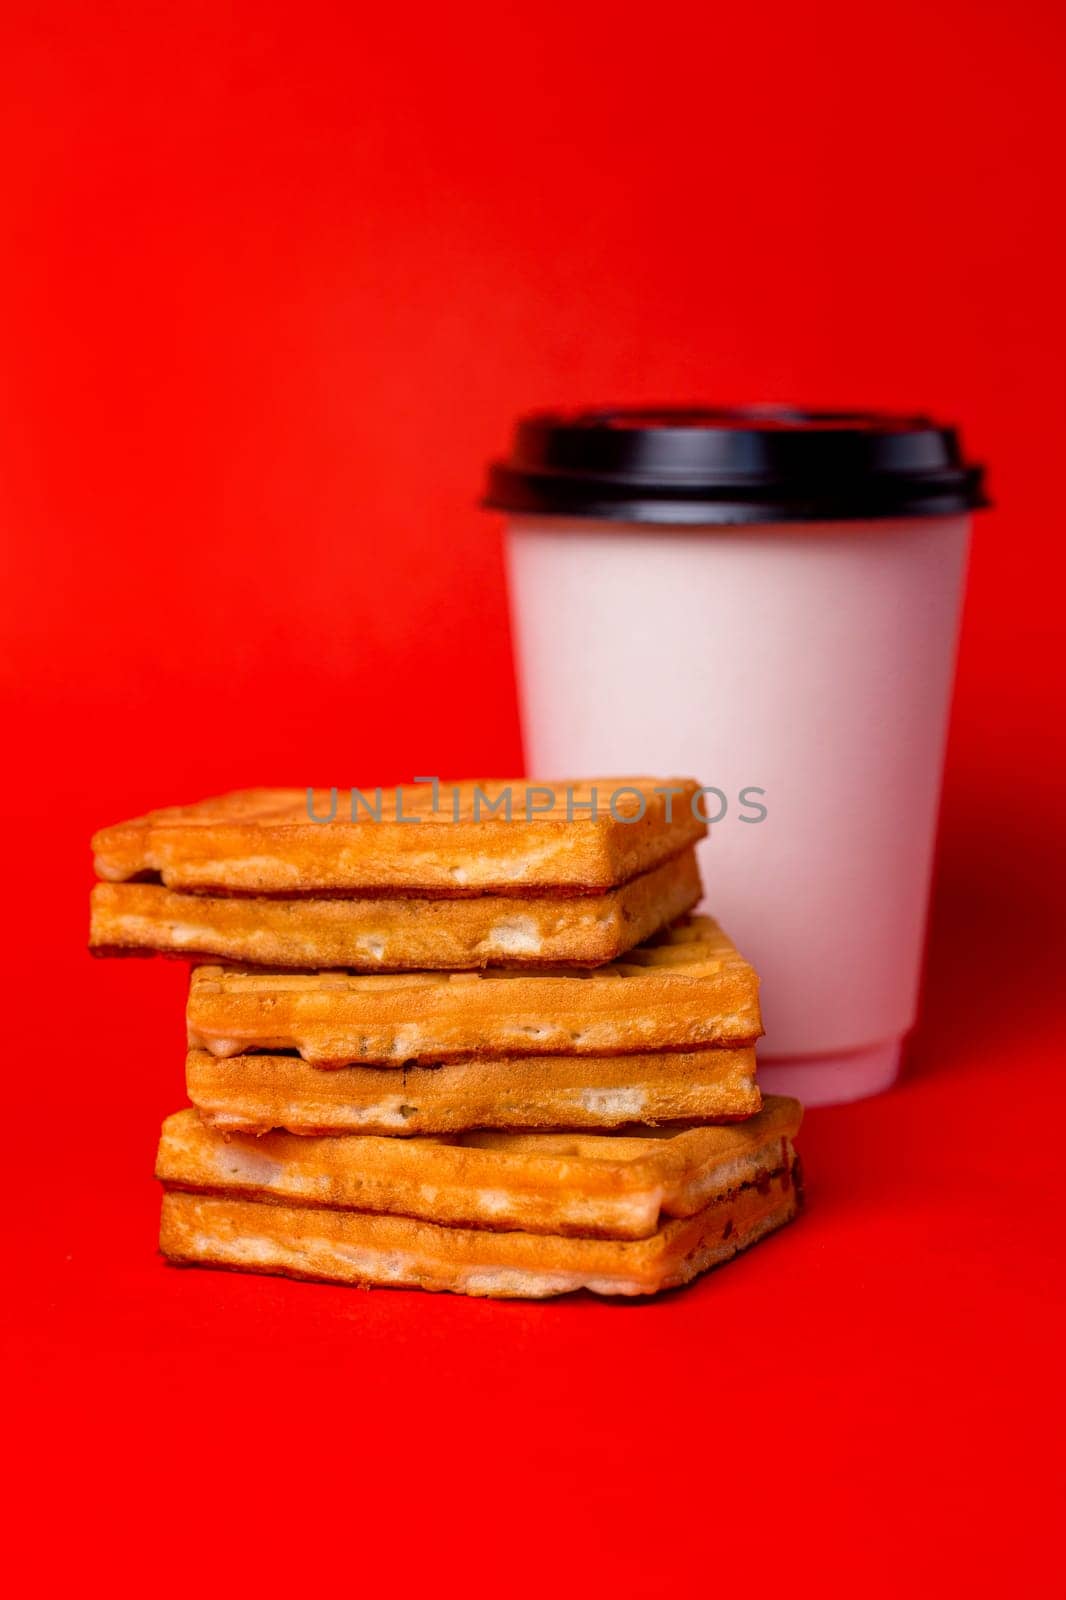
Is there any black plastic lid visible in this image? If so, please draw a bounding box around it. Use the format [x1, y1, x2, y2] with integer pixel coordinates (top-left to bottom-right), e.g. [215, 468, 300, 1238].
[484, 406, 989, 525]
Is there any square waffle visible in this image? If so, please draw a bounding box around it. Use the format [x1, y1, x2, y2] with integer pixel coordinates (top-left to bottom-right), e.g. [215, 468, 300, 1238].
[92, 778, 707, 894]
[90, 847, 700, 968]
[158, 1097, 798, 1239]
[158, 1098, 802, 1297]
[185, 914, 762, 1066]
[185, 1043, 760, 1136]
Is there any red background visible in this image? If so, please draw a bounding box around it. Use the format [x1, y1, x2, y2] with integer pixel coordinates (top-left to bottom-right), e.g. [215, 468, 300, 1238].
[2, 3, 1064, 1592]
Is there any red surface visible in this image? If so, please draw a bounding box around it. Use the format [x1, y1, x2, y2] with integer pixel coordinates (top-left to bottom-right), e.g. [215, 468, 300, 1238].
[2, 3, 1065, 1592]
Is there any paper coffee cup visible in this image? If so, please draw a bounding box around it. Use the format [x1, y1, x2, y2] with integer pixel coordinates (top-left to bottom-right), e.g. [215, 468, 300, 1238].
[484, 407, 988, 1106]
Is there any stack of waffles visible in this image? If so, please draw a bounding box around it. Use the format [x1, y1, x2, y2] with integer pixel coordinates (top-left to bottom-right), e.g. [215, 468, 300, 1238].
[91, 779, 802, 1298]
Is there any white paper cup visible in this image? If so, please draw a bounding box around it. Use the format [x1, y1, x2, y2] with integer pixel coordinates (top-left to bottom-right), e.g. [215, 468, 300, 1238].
[486, 409, 988, 1106]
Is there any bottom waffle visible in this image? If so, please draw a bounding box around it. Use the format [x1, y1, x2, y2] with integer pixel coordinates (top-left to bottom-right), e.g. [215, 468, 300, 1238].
[160, 1171, 799, 1298]
[186, 1045, 760, 1135]
[157, 1097, 802, 1297]
[158, 1097, 800, 1239]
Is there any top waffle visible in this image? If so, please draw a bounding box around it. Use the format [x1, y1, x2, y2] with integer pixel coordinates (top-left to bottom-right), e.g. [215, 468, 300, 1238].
[91, 778, 707, 893]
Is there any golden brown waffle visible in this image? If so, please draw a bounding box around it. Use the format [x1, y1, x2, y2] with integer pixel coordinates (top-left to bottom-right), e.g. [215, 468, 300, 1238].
[186, 915, 761, 1066]
[158, 1098, 798, 1239]
[159, 1149, 800, 1299]
[186, 1044, 760, 1136]
[92, 778, 707, 893]
[90, 849, 700, 969]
